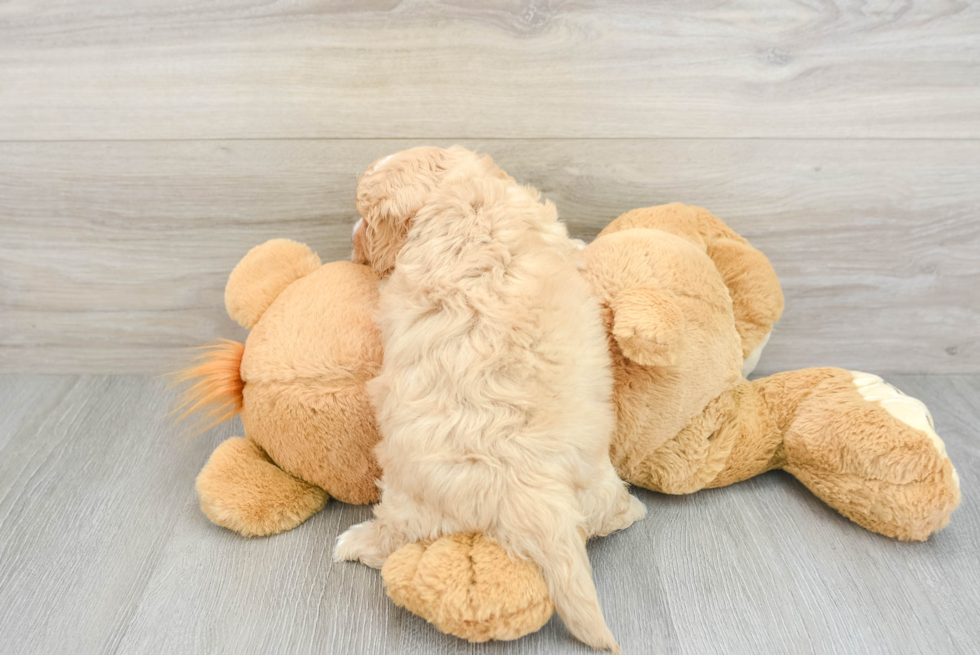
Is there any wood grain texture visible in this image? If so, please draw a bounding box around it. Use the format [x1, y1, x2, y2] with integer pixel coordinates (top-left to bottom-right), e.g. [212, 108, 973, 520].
[2, 139, 977, 374]
[0, 374, 976, 654]
[1, 1, 979, 140]
[0, 376, 232, 655]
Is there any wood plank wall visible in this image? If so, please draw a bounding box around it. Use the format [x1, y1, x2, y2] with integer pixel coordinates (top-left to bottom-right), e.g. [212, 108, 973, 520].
[1, 1, 978, 374]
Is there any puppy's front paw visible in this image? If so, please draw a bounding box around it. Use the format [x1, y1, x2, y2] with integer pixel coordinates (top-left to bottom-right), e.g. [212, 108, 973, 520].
[333, 520, 387, 568]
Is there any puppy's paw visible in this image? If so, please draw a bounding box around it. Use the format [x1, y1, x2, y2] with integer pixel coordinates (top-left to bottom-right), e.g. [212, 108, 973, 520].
[333, 520, 387, 568]
[595, 494, 647, 537]
[617, 495, 647, 532]
[625, 494, 647, 525]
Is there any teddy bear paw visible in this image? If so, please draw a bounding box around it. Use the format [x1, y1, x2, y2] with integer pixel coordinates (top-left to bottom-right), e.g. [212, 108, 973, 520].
[381, 533, 554, 642]
[851, 372, 947, 458]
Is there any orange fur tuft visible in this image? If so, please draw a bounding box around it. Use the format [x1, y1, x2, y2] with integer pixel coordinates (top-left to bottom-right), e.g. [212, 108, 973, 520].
[171, 339, 246, 433]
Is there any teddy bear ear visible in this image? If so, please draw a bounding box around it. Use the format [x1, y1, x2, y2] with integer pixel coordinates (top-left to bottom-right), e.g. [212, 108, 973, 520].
[224, 239, 321, 329]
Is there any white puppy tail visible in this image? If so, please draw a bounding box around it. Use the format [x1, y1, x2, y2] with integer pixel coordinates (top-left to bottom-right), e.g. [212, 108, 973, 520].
[523, 526, 620, 653]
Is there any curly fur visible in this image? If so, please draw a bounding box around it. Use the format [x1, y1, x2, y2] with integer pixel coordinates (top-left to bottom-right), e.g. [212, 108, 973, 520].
[336, 147, 644, 653]
[352, 146, 513, 277]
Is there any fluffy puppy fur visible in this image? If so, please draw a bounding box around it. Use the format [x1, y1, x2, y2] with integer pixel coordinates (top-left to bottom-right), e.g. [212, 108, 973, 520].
[351, 146, 514, 278]
[336, 147, 644, 652]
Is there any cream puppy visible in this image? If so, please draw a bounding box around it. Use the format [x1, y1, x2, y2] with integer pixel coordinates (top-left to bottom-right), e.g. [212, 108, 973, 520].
[335, 147, 644, 653]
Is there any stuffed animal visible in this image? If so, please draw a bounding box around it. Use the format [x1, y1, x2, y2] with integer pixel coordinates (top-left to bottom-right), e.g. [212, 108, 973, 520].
[177, 203, 960, 644]
[177, 240, 384, 537]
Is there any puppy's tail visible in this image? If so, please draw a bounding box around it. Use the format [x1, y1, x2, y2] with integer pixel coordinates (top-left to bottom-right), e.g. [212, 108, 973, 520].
[169, 339, 245, 433]
[519, 524, 620, 653]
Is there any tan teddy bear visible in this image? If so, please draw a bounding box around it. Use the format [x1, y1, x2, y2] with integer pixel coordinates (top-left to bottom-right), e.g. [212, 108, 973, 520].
[179, 242, 384, 536]
[178, 200, 959, 643]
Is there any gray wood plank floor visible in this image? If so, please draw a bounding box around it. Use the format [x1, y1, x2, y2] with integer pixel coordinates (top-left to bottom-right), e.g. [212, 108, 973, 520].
[0, 374, 976, 655]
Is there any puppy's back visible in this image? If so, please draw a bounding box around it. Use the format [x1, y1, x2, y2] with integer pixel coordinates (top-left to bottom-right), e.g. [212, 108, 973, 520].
[373, 176, 612, 456]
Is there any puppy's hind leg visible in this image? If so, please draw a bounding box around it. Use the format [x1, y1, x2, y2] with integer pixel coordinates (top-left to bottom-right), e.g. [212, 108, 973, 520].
[600, 491, 646, 536]
[334, 519, 401, 569]
[585, 463, 646, 538]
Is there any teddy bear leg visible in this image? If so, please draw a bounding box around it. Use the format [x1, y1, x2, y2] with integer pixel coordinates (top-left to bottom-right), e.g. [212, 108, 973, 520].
[627, 380, 784, 495]
[382, 533, 555, 643]
[772, 369, 961, 540]
[650, 369, 961, 540]
[196, 437, 328, 537]
[376, 491, 623, 646]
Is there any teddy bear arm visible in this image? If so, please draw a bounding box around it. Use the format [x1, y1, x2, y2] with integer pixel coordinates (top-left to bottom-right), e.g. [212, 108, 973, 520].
[605, 205, 784, 368]
[196, 436, 328, 537]
[610, 284, 685, 367]
[224, 239, 322, 329]
[704, 238, 784, 365]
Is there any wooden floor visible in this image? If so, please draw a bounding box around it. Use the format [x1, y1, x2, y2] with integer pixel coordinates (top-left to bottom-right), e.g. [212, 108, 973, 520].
[0, 373, 976, 655]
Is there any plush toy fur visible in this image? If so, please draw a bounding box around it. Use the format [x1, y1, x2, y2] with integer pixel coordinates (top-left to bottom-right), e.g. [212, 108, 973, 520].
[178, 203, 960, 644]
[178, 245, 384, 537]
